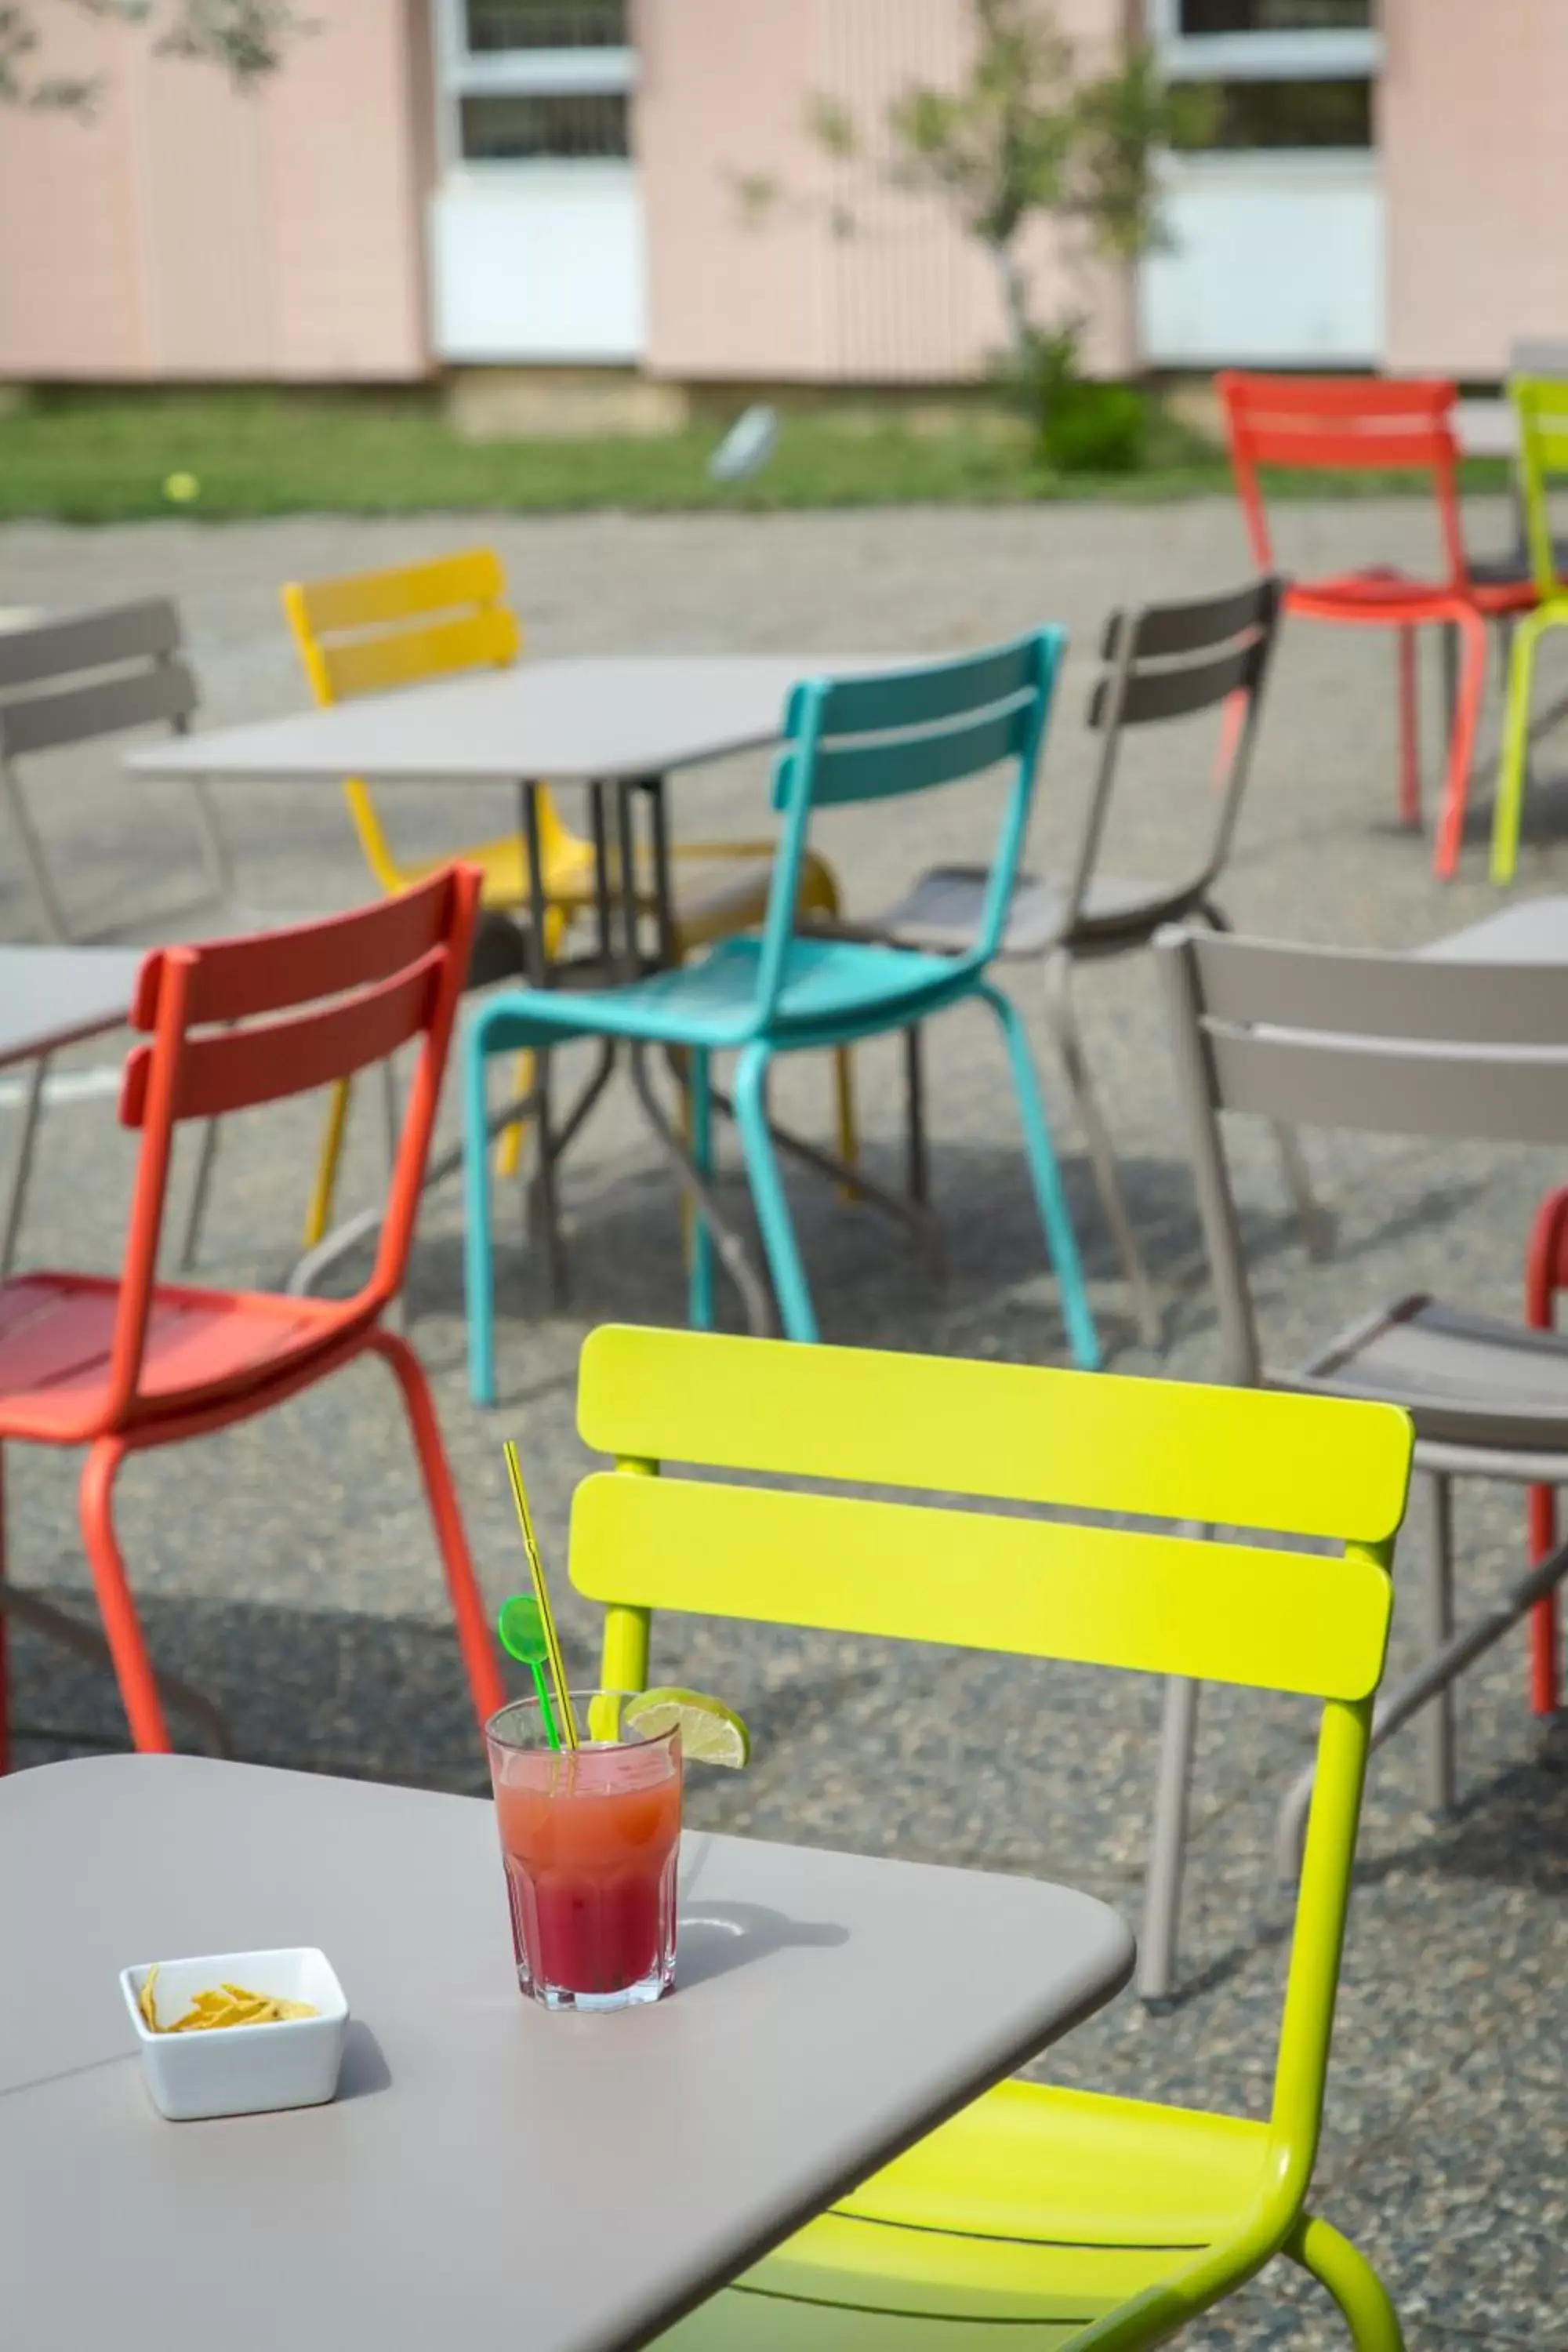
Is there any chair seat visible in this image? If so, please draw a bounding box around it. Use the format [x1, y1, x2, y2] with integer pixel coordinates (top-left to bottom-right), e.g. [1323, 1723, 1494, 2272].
[862, 865, 1196, 959]
[1290, 1290, 1568, 1455]
[0, 1272, 351, 1443]
[408, 835, 830, 956]
[659, 2081, 1271, 2347]
[474, 933, 964, 1054]
[1288, 568, 1535, 620]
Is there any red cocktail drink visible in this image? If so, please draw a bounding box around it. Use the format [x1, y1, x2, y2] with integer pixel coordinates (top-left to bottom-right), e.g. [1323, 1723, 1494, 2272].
[487, 1696, 681, 2010]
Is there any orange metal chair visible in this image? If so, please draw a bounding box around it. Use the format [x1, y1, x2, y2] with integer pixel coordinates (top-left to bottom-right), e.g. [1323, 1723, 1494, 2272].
[1218, 372, 1535, 879]
[0, 866, 505, 1766]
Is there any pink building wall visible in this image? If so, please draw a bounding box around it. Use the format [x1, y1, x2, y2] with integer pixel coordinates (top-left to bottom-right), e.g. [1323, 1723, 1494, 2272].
[0, 1, 430, 381]
[637, 0, 1134, 383]
[1383, 0, 1568, 377]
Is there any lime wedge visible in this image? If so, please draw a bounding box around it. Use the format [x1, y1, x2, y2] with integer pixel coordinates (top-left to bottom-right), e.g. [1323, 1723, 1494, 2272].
[622, 1688, 750, 1769]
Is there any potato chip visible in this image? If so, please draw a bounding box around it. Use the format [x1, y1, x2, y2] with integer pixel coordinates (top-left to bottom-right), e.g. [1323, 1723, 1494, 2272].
[139, 1975, 318, 2034]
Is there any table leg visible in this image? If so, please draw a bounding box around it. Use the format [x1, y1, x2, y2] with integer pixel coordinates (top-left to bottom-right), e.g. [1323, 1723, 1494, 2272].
[2, 1052, 48, 1279]
[518, 780, 568, 1306]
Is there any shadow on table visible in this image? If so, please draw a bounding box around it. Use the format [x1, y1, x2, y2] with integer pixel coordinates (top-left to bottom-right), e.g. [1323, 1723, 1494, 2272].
[676, 1901, 850, 1988]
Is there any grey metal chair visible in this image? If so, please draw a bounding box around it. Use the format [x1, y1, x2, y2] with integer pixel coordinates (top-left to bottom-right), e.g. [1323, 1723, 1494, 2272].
[855, 576, 1323, 1346]
[1150, 922, 1568, 1995]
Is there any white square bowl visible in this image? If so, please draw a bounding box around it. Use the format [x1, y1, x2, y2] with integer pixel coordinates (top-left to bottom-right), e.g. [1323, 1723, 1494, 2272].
[119, 1947, 348, 2122]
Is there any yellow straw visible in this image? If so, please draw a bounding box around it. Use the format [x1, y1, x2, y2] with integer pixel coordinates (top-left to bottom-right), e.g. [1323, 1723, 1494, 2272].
[502, 1442, 579, 1750]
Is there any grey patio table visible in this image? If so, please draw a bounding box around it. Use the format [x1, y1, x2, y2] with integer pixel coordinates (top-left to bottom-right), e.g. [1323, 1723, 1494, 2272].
[126, 655, 915, 1315]
[1421, 892, 1568, 964]
[0, 1755, 1134, 2352]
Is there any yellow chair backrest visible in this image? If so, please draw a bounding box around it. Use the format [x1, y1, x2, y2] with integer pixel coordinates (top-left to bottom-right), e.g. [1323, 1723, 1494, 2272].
[1509, 375, 1568, 600]
[281, 548, 572, 896]
[570, 1326, 1413, 2230]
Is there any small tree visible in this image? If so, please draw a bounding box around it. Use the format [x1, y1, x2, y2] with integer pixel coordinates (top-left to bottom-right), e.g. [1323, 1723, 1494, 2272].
[0, 1, 306, 112]
[753, 0, 1210, 441]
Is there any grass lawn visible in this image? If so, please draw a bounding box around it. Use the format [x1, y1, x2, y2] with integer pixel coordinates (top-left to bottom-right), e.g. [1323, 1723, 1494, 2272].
[0, 389, 1512, 523]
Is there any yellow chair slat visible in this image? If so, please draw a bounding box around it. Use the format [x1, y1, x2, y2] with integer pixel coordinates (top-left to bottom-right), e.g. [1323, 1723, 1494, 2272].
[572, 1472, 1392, 1700]
[316, 606, 519, 705]
[576, 1325, 1411, 1545]
[288, 547, 507, 637]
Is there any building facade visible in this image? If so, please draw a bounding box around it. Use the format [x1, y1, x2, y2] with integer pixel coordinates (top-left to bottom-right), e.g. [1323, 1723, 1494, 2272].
[0, 1, 1563, 390]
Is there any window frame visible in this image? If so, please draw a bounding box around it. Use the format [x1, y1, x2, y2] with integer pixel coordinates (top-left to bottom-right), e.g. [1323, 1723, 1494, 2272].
[433, 0, 637, 172]
[1147, 0, 1381, 83]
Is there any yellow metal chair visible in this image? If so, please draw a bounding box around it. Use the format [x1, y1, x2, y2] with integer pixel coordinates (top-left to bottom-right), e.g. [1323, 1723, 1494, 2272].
[1491, 376, 1568, 883]
[571, 1325, 1414, 2350]
[282, 550, 856, 1244]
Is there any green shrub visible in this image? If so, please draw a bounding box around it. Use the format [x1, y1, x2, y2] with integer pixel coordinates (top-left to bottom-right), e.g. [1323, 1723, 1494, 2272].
[1040, 376, 1149, 474]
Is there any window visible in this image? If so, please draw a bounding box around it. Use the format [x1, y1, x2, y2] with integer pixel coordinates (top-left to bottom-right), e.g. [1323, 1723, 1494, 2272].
[1183, 76, 1373, 147]
[438, 0, 637, 167]
[463, 1, 627, 50]
[459, 91, 629, 160]
[1178, 1, 1370, 28]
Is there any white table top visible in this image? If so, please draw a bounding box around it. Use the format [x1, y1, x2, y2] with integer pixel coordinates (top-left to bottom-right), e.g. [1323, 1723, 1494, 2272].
[1423, 895, 1568, 963]
[1, 1755, 1134, 2352]
[0, 943, 141, 1069]
[125, 655, 900, 789]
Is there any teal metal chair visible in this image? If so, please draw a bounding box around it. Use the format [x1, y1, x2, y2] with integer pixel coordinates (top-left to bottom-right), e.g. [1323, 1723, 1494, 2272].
[461, 633, 1099, 1399]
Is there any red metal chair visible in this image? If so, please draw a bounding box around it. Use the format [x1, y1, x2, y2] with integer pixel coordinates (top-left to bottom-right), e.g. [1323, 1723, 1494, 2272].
[1218, 373, 1536, 880]
[0, 865, 506, 1764]
[1524, 1186, 1567, 1716]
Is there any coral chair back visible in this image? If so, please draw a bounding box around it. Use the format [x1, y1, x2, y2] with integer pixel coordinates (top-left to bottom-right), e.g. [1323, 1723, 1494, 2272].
[1218, 372, 1469, 592]
[109, 865, 479, 1429]
[281, 550, 576, 894]
[570, 1326, 1411, 2343]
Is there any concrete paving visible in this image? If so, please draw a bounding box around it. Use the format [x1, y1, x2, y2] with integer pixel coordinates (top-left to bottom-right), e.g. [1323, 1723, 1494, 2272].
[2, 502, 1565, 2347]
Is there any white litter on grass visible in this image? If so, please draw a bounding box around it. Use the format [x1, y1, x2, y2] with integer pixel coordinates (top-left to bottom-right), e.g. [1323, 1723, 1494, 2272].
[0, 1065, 122, 1109]
[709, 405, 779, 483]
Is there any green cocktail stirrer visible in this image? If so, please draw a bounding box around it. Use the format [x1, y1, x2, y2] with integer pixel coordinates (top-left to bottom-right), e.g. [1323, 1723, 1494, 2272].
[496, 1593, 561, 1753]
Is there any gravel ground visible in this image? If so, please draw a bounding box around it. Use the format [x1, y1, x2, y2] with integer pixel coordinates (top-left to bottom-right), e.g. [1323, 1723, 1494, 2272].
[2, 503, 1565, 2349]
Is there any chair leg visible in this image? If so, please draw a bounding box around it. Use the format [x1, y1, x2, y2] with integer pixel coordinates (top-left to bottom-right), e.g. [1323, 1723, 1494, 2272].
[525, 1050, 569, 1309]
[463, 1023, 502, 1408]
[1491, 606, 1552, 885]
[178, 1117, 222, 1273]
[78, 1438, 174, 1754]
[1138, 1671, 1200, 2002]
[0, 1443, 8, 1774]
[903, 1026, 930, 1207]
[304, 1080, 354, 1250]
[1042, 953, 1157, 1350]
[365, 1327, 506, 1735]
[1425, 1470, 1457, 1814]
[976, 980, 1099, 1370]
[831, 1046, 859, 1200]
[496, 1051, 535, 1183]
[688, 1048, 715, 1331]
[1396, 625, 1421, 829]
[1526, 1483, 1560, 1716]
[1523, 1181, 1568, 1715]
[1432, 610, 1489, 880]
[733, 1044, 819, 1342]
[1202, 904, 1330, 1261]
[1286, 2213, 1406, 2352]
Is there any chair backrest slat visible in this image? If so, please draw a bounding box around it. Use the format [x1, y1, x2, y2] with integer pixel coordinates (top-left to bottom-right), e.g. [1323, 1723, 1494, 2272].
[119, 954, 442, 1127]
[798, 640, 1037, 735]
[1509, 374, 1568, 597]
[576, 1324, 1409, 1542]
[1087, 638, 1256, 730]
[0, 660, 198, 758]
[1202, 1027, 1568, 1145]
[0, 599, 183, 691]
[573, 1472, 1392, 1702]
[289, 549, 507, 638]
[806, 692, 1033, 806]
[1176, 928, 1568, 1042]
[314, 607, 519, 705]
[1105, 577, 1276, 662]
